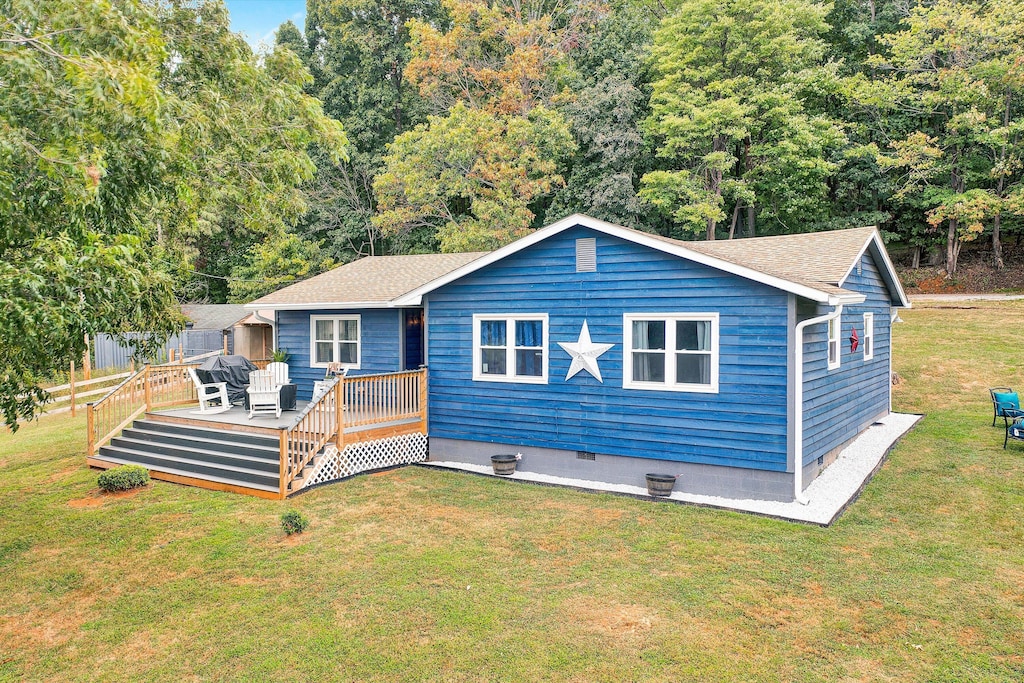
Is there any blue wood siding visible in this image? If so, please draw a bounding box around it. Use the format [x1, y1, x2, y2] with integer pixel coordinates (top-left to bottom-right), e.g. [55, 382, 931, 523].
[425, 226, 793, 471]
[801, 252, 892, 465]
[276, 308, 402, 400]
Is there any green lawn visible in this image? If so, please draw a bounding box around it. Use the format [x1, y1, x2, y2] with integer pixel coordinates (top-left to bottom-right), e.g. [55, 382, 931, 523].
[2, 301, 1023, 681]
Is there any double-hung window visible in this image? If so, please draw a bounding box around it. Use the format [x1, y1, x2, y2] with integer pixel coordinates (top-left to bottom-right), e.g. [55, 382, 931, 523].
[310, 315, 360, 368]
[827, 316, 840, 370]
[862, 312, 874, 361]
[473, 314, 548, 383]
[623, 313, 718, 392]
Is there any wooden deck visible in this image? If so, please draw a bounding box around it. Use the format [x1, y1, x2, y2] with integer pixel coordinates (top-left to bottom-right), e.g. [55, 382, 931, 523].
[87, 367, 428, 498]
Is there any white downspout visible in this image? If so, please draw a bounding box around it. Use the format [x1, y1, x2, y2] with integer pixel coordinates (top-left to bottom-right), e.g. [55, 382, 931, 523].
[793, 304, 843, 505]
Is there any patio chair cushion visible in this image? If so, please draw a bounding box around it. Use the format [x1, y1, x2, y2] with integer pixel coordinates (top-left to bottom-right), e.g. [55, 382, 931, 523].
[993, 391, 1020, 415]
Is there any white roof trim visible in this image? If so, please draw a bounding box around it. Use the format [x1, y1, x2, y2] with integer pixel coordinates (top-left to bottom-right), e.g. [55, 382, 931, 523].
[837, 228, 912, 308]
[243, 300, 418, 312]
[394, 214, 843, 306]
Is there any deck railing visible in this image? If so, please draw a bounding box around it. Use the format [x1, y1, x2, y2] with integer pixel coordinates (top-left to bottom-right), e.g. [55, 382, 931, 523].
[86, 364, 199, 456]
[341, 369, 427, 429]
[278, 368, 428, 495]
[279, 379, 341, 495]
[86, 358, 273, 457]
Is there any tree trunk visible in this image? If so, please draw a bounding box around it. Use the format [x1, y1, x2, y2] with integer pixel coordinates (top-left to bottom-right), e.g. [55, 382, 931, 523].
[946, 219, 959, 277]
[911, 246, 920, 269]
[993, 212, 1004, 269]
[728, 202, 741, 239]
[746, 204, 756, 237]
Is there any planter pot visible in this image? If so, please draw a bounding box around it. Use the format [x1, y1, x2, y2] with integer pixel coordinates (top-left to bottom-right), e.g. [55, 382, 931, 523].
[491, 454, 518, 476]
[645, 473, 677, 497]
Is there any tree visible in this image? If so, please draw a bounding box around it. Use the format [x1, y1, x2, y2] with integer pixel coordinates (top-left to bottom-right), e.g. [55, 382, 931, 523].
[856, 0, 1024, 275]
[0, 0, 183, 427]
[373, 102, 575, 251]
[641, 0, 845, 240]
[546, 0, 662, 230]
[154, 0, 348, 297]
[299, 0, 441, 260]
[228, 233, 335, 302]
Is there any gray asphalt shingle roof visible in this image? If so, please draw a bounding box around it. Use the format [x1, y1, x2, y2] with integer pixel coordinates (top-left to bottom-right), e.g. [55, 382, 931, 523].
[247, 252, 488, 308]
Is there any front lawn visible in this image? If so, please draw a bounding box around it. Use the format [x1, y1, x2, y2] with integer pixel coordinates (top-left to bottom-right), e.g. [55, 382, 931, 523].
[1, 301, 1022, 681]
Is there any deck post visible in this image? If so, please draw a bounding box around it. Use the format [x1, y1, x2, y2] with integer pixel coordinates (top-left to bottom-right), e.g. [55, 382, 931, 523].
[279, 430, 288, 499]
[143, 365, 152, 411]
[86, 403, 95, 456]
[335, 381, 345, 450]
[418, 367, 428, 433]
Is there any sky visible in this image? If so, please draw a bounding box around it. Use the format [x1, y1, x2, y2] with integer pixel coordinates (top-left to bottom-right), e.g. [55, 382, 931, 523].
[222, 0, 306, 49]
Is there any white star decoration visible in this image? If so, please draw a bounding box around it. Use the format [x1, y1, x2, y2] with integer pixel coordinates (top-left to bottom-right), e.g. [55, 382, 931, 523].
[558, 320, 614, 383]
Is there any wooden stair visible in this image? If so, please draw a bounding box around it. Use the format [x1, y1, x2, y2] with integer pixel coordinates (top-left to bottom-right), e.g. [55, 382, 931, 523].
[90, 418, 284, 498]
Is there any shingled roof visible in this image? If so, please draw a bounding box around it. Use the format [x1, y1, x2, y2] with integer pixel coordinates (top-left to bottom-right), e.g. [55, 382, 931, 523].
[393, 215, 909, 308]
[246, 252, 488, 310]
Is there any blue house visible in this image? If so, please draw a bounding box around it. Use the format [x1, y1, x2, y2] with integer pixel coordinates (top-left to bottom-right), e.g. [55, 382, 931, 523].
[248, 215, 909, 502]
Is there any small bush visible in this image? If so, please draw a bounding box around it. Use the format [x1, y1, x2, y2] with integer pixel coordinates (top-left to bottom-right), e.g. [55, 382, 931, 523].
[97, 465, 149, 492]
[280, 510, 309, 535]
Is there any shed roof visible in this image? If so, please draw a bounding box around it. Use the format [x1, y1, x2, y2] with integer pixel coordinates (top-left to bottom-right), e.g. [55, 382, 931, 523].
[246, 252, 488, 310]
[181, 304, 250, 331]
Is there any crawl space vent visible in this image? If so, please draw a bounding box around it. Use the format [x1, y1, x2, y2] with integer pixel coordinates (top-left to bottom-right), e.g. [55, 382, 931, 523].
[576, 238, 597, 272]
[576, 451, 596, 461]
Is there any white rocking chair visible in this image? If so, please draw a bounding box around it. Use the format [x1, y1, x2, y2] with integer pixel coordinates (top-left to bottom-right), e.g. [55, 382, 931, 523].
[247, 370, 282, 419]
[188, 367, 231, 415]
[266, 361, 290, 386]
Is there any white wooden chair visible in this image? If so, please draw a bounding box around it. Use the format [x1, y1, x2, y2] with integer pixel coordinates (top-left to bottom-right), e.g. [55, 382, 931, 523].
[247, 370, 282, 418]
[266, 361, 290, 387]
[188, 367, 231, 415]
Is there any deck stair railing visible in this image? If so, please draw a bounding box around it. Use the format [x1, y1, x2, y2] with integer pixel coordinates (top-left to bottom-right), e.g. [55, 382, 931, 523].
[278, 368, 428, 495]
[86, 364, 199, 456]
[279, 378, 341, 495]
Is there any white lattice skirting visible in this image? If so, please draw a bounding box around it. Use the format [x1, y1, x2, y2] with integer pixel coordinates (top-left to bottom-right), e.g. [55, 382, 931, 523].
[302, 432, 428, 488]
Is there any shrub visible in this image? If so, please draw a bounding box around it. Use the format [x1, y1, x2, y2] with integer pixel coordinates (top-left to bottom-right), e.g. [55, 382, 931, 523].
[97, 465, 149, 492]
[280, 510, 309, 535]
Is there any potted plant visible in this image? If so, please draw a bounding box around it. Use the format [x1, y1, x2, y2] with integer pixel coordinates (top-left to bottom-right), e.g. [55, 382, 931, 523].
[271, 348, 291, 363]
[645, 473, 678, 497]
[491, 453, 521, 476]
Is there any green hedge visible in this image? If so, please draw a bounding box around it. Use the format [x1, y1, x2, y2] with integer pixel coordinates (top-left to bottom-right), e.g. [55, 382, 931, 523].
[97, 465, 150, 492]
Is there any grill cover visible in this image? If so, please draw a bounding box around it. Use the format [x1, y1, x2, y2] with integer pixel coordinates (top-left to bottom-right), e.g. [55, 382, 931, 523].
[195, 355, 258, 404]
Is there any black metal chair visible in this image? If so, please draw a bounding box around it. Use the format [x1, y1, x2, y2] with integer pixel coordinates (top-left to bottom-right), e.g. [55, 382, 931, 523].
[990, 387, 1022, 427]
[1005, 416, 1024, 449]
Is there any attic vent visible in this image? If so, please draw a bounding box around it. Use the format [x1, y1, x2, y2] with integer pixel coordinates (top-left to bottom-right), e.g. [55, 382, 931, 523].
[576, 450, 596, 461]
[576, 238, 597, 272]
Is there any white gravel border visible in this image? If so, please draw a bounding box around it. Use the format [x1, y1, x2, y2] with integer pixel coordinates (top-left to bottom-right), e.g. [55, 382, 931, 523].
[421, 413, 922, 526]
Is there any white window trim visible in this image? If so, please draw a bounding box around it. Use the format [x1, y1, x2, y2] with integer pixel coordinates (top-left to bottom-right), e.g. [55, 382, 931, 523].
[622, 313, 719, 393]
[827, 316, 840, 370]
[472, 314, 549, 384]
[309, 314, 361, 369]
[863, 312, 874, 361]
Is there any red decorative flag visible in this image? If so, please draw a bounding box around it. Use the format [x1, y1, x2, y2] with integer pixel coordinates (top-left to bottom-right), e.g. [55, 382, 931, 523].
[850, 327, 859, 352]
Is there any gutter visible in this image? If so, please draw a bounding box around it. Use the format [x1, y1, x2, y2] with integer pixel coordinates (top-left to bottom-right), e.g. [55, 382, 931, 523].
[251, 310, 277, 351]
[792, 303, 844, 505]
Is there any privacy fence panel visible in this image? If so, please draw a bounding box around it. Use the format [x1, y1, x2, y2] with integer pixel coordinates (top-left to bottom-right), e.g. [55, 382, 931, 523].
[92, 330, 231, 370]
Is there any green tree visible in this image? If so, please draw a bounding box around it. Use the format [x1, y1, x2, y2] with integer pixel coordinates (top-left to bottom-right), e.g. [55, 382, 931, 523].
[546, 0, 662, 230]
[641, 0, 845, 240]
[299, 0, 441, 259]
[228, 233, 334, 302]
[155, 0, 348, 298]
[856, 0, 1024, 275]
[0, 0, 183, 427]
[373, 102, 575, 251]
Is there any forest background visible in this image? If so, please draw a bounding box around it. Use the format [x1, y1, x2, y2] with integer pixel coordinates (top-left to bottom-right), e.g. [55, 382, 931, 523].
[3, 0, 1024, 425]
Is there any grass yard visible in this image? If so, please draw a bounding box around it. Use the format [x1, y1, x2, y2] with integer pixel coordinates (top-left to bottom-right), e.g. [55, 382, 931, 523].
[2, 301, 1023, 681]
